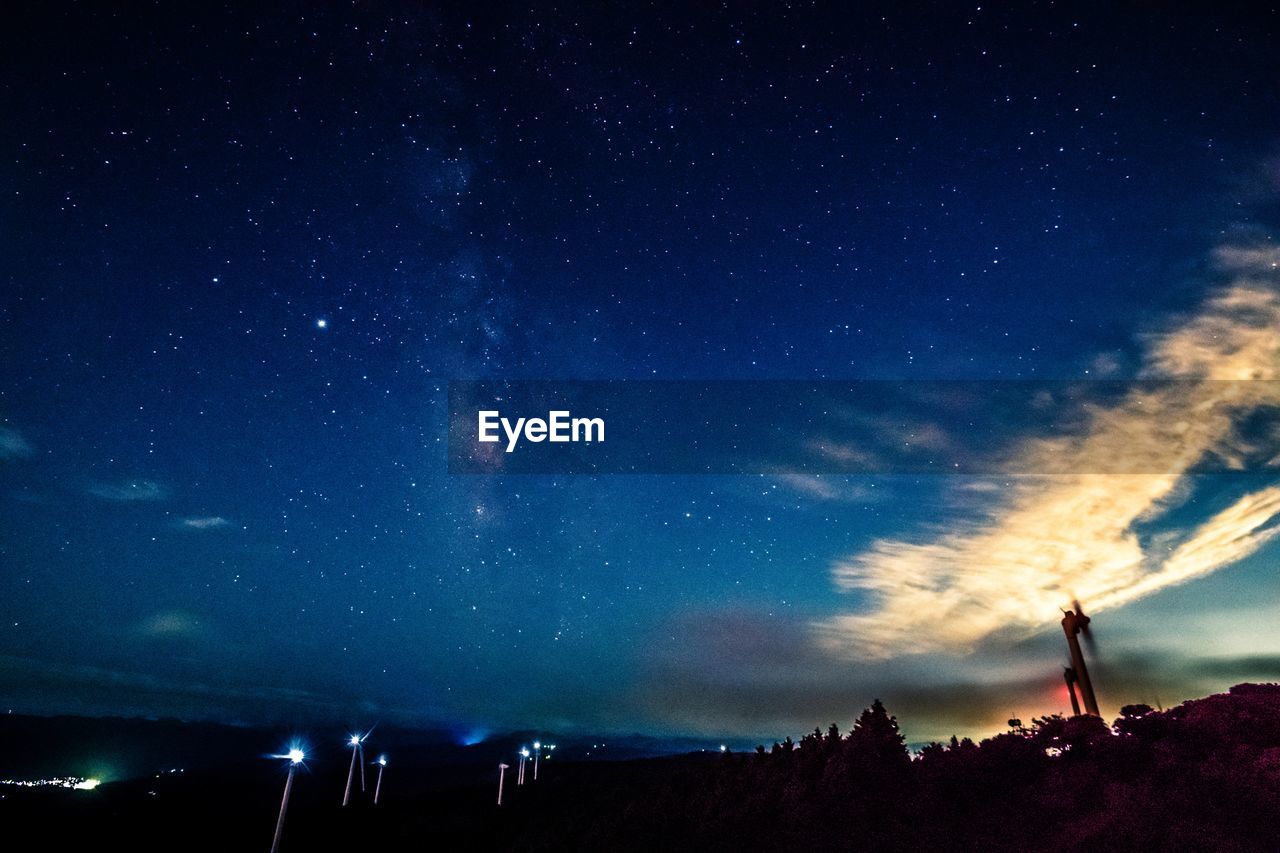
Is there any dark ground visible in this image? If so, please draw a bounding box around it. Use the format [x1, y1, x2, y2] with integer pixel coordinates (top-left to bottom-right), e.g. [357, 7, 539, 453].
[5, 684, 1280, 851]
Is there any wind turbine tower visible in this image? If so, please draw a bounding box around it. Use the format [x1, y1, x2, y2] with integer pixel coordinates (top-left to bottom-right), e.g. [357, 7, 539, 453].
[1060, 602, 1100, 716]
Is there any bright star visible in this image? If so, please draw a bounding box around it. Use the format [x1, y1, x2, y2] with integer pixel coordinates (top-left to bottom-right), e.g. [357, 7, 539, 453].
[316, 318, 328, 329]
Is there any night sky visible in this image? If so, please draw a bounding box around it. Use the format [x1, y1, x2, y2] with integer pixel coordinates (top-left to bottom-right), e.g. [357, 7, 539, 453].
[4, 2, 1280, 744]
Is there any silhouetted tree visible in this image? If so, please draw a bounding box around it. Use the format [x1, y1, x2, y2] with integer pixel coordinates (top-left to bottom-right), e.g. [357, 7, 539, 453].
[845, 699, 910, 771]
[500, 685, 1280, 853]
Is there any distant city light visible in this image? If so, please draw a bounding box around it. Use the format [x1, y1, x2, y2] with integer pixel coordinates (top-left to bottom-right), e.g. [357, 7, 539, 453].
[0, 776, 99, 790]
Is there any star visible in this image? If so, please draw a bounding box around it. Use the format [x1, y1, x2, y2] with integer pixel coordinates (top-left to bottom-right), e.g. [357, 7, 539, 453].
[316, 318, 328, 329]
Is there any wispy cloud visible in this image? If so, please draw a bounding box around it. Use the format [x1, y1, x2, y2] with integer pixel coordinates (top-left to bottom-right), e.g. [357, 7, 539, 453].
[773, 472, 880, 503]
[138, 611, 205, 640]
[816, 241, 1280, 659]
[805, 416, 955, 470]
[0, 426, 33, 459]
[88, 479, 167, 502]
[181, 516, 232, 530]
[0, 653, 454, 729]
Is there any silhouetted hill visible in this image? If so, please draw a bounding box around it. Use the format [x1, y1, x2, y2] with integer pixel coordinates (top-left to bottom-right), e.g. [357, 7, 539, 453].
[0, 712, 720, 783]
[4, 685, 1280, 851]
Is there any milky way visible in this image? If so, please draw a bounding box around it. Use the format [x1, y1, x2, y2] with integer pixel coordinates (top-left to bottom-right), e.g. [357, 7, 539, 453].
[3, 3, 1280, 743]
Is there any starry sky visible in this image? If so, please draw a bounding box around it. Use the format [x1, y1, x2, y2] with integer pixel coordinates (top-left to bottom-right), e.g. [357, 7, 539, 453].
[4, 2, 1280, 745]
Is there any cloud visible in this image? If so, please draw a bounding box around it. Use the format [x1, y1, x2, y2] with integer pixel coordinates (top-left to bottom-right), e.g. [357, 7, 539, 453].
[0, 653, 455, 730]
[1088, 351, 1125, 377]
[0, 426, 33, 459]
[181, 516, 232, 530]
[139, 611, 204, 640]
[773, 472, 880, 503]
[816, 242, 1280, 660]
[1212, 244, 1280, 273]
[805, 412, 958, 472]
[637, 605, 1280, 742]
[638, 608, 1066, 740]
[88, 480, 167, 501]
[0, 653, 353, 725]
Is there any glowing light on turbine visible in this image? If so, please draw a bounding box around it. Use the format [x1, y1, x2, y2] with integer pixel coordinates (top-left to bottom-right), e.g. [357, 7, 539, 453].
[270, 746, 304, 853]
[270, 744, 308, 764]
[342, 731, 369, 806]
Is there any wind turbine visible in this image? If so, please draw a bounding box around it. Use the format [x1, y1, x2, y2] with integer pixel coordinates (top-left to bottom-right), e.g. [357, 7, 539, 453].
[517, 747, 529, 785]
[1063, 666, 1082, 717]
[373, 755, 387, 805]
[497, 763, 509, 805]
[1060, 601, 1100, 716]
[342, 732, 369, 806]
[269, 748, 305, 853]
[531, 742, 556, 780]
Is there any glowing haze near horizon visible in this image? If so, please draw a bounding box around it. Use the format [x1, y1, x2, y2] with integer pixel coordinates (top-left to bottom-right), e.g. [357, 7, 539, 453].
[4, 3, 1280, 746]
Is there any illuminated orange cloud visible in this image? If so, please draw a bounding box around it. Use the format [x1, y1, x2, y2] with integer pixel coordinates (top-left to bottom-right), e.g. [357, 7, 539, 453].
[817, 243, 1280, 659]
